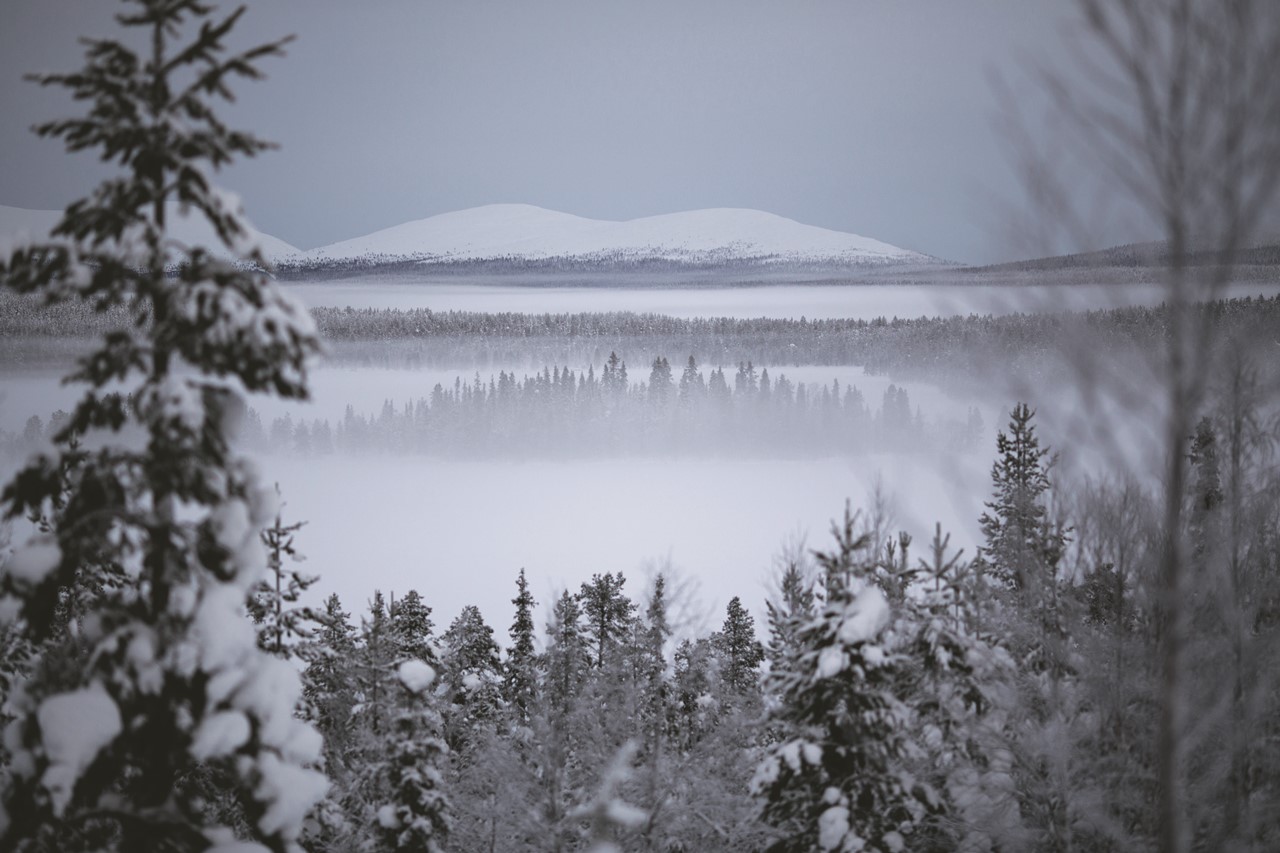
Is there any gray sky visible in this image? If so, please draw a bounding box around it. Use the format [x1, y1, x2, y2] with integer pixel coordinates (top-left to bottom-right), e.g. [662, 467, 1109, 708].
[0, 0, 1137, 264]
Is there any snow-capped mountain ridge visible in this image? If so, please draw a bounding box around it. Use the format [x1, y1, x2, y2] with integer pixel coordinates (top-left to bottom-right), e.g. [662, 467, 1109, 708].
[297, 204, 935, 267]
[2, 202, 938, 269]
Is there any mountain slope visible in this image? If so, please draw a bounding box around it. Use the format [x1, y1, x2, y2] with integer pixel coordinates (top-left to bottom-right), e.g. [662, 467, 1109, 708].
[297, 204, 935, 268]
[0, 203, 299, 260]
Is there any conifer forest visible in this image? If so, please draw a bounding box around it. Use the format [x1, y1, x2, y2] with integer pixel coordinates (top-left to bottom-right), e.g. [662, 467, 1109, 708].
[1, 2, 1279, 853]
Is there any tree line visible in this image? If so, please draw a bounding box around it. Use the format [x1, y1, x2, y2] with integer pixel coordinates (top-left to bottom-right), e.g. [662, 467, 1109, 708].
[5, 286, 1278, 390]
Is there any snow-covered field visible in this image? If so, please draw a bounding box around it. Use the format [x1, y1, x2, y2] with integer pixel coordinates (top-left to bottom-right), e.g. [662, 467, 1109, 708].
[257, 452, 988, 641]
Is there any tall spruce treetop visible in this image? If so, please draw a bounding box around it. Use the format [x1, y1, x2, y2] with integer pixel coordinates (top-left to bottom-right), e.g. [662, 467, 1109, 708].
[0, 2, 326, 849]
[504, 569, 537, 721]
[978, 403, 1064, 591]
[766, 559, 817, 672]
[579, 571, 636, 668]
[543, 590, 589, 711]
[389, 589, 436, 665]
[716, 596, 764, 694]
[250, 489, 321, 659]
[754, 508, 935, 853]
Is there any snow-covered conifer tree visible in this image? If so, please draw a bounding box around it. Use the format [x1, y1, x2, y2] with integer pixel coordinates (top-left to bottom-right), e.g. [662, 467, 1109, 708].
[357, 592, 396, 736]
[504, 569, 538, 723]
[0, 2, 326, 848]
[250, 488, 321, 659]
[376, 661, 449, 853]
[389, 589, 436, 666]
[543, 590, 589, 714]
[579, 572, 636, 669]
[978, 403, 1065, 592]
[766, 553, 818, 673]
[753, 510, 936, 853]
[439, 605, 503, 751]
[304, 594, 359, 779]
[715, 596, 764, 694]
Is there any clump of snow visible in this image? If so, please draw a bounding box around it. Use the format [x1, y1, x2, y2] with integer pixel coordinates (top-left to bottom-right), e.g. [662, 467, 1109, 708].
[816, 646, 847, 679]
[606, 800, 647, 829]
[254, 751, 330, 839]
[191, 710, 251, 760]
[125, 628, 164, 695]
[37, 681, 122, 816]
[780, 740, 803, 772]
[192, 584, 257, 675]
[145, 376, 204, 432]
[0, 595, 23, 626]
[398, 660, 436, 695]
[205, 497, 268, 588]
[837, 585, 890, 645]
[3, 534, 61, 585]
[817, 805, 850, 851]
[169, 580, 199, 618]
[751, 756, 780, 791]
[376, 803, 398, 829]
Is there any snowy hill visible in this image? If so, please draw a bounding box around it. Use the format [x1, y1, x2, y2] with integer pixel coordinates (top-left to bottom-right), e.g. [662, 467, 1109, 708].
[294, 204, 936, 269]
[0, 203, 299, 260]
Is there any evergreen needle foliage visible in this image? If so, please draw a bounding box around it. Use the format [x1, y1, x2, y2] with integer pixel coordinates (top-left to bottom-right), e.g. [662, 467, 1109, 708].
[0, 2, 325, 849]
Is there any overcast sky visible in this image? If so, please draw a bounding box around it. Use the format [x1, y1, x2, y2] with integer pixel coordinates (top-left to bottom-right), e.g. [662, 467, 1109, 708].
[0, 1, 1142, 264]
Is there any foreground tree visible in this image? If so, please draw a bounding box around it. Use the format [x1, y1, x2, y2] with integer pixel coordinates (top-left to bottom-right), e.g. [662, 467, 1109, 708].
[754, 511, 934, 852]
[0, 1, 326, 848]
[1024, 4, 1280, 848]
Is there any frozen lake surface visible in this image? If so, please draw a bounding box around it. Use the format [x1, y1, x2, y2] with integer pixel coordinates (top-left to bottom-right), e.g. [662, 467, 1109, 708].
[285, 280, 1280, 319]
[255, 452, 989, 637]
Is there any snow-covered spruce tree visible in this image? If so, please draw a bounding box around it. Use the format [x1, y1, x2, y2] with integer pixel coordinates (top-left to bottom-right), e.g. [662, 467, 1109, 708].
[503, 569, 537, 723]
[0, 2, 326, 849]
[896, 523, 1019, 849]
[753, 509, 937, 853]
[766, 552, 818, 673]
[543, 590, 589, 714]
[579, 572, 636, 669]
[249, 487, 321, 659]
[715, 595, 764, 695]
[357, 592, 395, 736]
[376, 661, 449, 853]
[439, 605, 503, 754]
[303, 594, 358, 780]
[978, 403, 1066, 593]
[389, 589, 436, 666]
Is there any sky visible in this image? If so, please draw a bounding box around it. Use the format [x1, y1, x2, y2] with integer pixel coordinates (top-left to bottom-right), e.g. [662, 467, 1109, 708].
[0, 0, 1140, 265]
